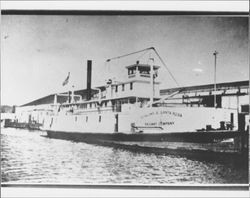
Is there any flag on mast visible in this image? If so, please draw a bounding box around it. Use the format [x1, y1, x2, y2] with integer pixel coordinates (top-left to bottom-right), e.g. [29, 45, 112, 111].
[62, 72, 70, 86]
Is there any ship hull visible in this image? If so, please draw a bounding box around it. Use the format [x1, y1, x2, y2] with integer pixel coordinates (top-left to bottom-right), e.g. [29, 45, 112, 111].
[46, 130, 243, 143]
[43, 107, 238, 134]
[44, 106, 241, 144]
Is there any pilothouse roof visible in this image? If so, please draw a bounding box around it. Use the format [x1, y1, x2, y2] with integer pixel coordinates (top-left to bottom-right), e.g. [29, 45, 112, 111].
[125, 63, 160, 70]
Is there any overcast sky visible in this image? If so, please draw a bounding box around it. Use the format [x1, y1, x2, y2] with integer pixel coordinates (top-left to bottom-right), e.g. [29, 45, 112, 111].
[1, 15, 248, 106]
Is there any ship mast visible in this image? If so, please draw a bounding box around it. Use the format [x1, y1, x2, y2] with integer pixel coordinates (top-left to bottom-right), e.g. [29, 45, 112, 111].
[149, 56, 154, 106]
[213, 50, 218, 108]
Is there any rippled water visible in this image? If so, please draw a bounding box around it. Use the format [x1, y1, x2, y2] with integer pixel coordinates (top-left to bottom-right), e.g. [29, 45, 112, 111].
[1, 128, 248, 184]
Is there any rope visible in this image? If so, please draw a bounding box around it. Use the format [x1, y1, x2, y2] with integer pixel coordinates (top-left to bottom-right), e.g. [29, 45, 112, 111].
[152, 48, 180, 87]
[106, 47, 154, 62]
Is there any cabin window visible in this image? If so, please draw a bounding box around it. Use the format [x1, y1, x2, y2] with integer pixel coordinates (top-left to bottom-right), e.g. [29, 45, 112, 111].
[99, 115, 101, 122]
[75, 116, 77, 122]
[115, 85, 118, 92]
[130, 82, 133, 90]
[241, 105, 249, 113]
[86, 116, 88, 122]
[122, 84, 125, 91]
[89, 103, 92, 108]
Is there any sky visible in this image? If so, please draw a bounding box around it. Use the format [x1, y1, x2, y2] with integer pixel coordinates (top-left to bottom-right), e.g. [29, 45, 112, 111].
[1, 15, 249, 106]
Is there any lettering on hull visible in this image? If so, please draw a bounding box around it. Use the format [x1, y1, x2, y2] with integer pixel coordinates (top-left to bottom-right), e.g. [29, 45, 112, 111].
[145, 121, 175, 126]
[141, 110, 183, 119]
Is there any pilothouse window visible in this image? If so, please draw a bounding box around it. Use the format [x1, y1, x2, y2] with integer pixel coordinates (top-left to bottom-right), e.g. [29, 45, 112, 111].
[130, 82, 133, 90]
[122, 84, 125, 91]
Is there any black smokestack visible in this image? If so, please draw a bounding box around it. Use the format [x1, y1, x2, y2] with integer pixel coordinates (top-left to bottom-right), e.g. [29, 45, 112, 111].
[87, 60, 92, 100]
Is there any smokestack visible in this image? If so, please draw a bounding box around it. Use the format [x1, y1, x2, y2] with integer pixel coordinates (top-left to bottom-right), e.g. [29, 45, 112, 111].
[87, 60, 92, 100]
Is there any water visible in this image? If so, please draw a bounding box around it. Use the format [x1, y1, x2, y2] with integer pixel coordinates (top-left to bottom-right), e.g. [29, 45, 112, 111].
[1, 128, 248, 184]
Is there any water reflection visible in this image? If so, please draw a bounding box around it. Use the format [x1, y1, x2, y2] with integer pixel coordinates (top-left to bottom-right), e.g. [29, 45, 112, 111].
[1, 128, 248, 184]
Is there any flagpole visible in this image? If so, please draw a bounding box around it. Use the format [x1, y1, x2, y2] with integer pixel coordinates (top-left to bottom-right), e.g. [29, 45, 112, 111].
[213, 50, 218, 108]
[62, 72, 71, 103]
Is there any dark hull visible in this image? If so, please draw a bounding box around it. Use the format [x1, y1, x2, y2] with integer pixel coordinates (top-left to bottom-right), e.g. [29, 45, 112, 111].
[46, 130, 246, 143]
[46, 130, 248, 165]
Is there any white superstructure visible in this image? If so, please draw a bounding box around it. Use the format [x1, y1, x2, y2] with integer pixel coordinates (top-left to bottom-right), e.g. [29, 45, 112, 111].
[40, 56, 238, 134]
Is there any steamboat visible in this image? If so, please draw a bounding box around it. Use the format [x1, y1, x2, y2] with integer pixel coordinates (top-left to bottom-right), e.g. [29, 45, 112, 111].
[43, 47, 239, 143]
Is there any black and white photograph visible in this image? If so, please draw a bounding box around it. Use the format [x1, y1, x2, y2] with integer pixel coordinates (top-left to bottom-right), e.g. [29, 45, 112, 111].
[1, 1, 249, 197]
